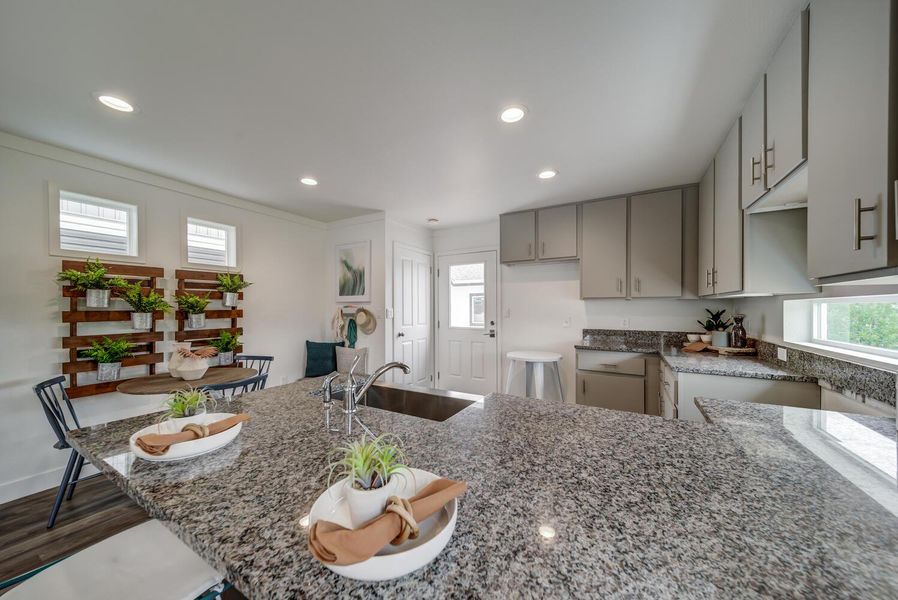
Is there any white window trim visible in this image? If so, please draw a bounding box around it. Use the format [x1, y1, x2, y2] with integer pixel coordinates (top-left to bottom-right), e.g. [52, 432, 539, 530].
[180, 211, 241, 271]
[811, 296, 898, 360]
[47, 181, 147, 263]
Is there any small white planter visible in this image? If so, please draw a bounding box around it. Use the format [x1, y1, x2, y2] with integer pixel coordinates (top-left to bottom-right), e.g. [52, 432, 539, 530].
[85, 288, 110, 308]
[222, 292, 239, 307]
[131, 312, 153, 330]
[711, 331, 730, 347]
[168, 342, 192, 378]
[344, 476, 399, 529]
[178, 357, 209, 381]
[187, 313, 206, 329]
[97, 362, 121, 382]
[217, 351, 234, 366]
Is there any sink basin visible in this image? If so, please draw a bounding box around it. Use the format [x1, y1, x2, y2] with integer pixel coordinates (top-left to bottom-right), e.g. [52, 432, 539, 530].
[333, 382, 480, 422]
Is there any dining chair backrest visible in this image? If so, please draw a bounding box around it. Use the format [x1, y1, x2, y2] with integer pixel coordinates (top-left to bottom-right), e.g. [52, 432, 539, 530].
[202, 373, 268, 401]
[33, 376, 81, 449]
[234, 354, 273, 375]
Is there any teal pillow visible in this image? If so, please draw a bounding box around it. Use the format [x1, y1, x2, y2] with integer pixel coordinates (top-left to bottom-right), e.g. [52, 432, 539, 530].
[305, 341, 344, 377]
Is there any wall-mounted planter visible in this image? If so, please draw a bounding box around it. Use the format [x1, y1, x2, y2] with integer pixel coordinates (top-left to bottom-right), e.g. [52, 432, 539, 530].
[86, 288, 111, 308]
[222, 292, 239, 307]
[131, 312, 153, 330]
[187, 313, 206, 329]
[97, 362, 122, 382]
[218, 351, 234, 366]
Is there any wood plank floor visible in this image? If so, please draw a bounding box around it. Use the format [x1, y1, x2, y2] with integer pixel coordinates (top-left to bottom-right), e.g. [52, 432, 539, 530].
[0, 477, 245, 598]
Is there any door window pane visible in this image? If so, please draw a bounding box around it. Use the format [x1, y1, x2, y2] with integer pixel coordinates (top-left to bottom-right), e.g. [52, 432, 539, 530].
[449, 263, 485, 328]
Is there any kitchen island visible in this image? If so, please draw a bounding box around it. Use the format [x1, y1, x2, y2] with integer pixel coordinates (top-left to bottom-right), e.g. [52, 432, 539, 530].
[68, 378, 898, 598]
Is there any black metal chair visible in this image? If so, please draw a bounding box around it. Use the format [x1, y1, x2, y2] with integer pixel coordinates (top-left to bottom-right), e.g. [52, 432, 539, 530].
[33, 376, 100, 528]
[234, 354, 273, 375]
[201, 373, 268, 403]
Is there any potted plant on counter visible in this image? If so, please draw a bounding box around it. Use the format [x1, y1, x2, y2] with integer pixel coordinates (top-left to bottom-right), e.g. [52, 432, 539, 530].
[161, 387, 214, 426]
[328, 434, 409, 528]
[216, 273, 252, 308]
[176, 292, 211, 329]
[698, 308, 733, 347]
[79, 337, 133, 381]
[118, 282, 172, 330]
[209, 330, 240, 366]
[56, 258, 126, 308]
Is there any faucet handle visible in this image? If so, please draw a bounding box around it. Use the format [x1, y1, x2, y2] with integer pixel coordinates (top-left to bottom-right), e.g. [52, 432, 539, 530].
[348, 355, 362, 379]
[321, 372, 340, 404]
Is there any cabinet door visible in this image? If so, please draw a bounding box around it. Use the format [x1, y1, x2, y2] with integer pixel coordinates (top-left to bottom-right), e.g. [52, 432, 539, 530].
[766, 9, 808, 188]
[630, 190, 682, 298]
[807, 0, 892, 278]
[500, 211, 536, 263]
[713, 119, 743, 295]
[580, 198, 627, 298]
[698, 162, 715, 296]
[537, 205, 578, 260]
[741, 76, 767, 208]
[576, 372, 645, 414]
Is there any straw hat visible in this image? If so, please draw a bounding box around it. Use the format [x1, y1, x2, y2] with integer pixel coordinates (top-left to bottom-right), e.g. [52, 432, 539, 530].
[354, 307, 377, 335]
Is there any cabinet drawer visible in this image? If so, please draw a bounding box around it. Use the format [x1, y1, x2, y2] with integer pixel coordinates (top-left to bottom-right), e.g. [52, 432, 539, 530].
[576, 372, 645, 414]
[577, 351, 645, 376]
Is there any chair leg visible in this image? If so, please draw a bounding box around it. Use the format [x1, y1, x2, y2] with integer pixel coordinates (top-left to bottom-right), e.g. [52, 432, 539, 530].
[47, 450, 77, 529]
[65, 454, 85, 501]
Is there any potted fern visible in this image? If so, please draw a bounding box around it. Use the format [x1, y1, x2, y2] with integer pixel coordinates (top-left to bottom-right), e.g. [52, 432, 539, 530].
[56, 258, 126, 308]
[328, 434, 409, 528]
[117, 282, 172, 330]
[209, 330, 240, 365]
[216, 273, 252, 308]
[161, 387, 213, 426]
[176, 292, 211, 329]
[80, 337, 133, 381]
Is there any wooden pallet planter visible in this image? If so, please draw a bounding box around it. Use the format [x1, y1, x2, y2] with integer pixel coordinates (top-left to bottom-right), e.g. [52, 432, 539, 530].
[174, 270, 246, 359]
[60, 260, 165, 398]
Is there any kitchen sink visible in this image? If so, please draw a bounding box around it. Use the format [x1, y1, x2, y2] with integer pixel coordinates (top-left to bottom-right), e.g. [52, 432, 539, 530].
[333, 382, 480, 422]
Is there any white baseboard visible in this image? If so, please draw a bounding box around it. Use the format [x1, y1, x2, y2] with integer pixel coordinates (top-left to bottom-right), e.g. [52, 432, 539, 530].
[0, 462, 99, 505]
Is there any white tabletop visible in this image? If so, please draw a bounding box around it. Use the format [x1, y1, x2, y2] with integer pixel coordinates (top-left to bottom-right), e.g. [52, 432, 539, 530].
[506, 350, 563, 362]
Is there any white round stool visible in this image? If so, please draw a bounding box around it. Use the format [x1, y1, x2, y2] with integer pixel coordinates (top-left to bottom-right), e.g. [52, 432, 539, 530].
[505, 351, 563, 400]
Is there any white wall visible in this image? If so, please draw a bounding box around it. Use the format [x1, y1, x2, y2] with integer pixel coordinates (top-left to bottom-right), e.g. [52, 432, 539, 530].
[0, 133, 327, 502]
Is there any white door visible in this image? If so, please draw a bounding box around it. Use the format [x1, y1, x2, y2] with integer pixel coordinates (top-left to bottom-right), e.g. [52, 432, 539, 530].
[436, 251, 498, 395]
[392, 244, 432, 386]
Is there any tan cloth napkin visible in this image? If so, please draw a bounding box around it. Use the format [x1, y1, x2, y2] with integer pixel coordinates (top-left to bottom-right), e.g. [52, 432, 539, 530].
[135, 414, 250, 456]
[683, 341, 709, 353]
[309, 478, 467, 565]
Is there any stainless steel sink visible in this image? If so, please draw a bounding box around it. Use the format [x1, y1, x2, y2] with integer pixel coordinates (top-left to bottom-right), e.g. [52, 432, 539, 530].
[333, 382, 480, 422]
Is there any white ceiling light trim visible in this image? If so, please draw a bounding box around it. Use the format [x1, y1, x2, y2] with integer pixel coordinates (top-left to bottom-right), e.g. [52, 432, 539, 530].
[538, 169, 557, 180]
[300, 177, 318, 186]
[96, 94, 135, 113]
[499, 105, 527, 123]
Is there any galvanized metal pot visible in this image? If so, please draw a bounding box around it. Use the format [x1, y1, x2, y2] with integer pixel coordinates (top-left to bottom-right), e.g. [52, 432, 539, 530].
[187, 312, 206, 329]
[222, 292, 239, 307]
[218, 351, 234, 366]
[131, 312, 153, 330]
[85, 288, 110, 308]
[97, 362, 121, 382]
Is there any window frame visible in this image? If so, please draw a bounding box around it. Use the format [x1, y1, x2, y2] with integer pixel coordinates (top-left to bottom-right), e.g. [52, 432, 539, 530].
[180, 212, 241, 271]
[811, 295, 898, 360]
[47, 181, 147, 263]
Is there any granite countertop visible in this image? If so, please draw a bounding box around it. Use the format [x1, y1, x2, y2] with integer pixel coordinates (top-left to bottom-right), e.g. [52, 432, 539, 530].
[68, 378, 898, 598]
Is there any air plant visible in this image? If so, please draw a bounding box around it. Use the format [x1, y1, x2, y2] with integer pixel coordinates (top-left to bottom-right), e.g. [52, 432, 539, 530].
[327, 434, 408, 491]
[162, 387, 214, 419]
[698, 308, 732, 332]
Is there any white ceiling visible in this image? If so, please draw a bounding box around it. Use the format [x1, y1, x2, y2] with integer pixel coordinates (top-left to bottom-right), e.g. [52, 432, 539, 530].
[0, 0, 804, 226]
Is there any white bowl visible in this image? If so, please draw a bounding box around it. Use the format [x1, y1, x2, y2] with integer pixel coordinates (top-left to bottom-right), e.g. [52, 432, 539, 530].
[700, 334, 712, 343]
[129, 412, 242, 462]
[686, 334, 701, 342]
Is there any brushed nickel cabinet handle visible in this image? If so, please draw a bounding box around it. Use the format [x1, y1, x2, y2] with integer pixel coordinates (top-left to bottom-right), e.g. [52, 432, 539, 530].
[764, 142, 774, 172]
[749, 155, 761, 184]
[527, 242, 532, 257]
[712, 269, 718, 285]
[894, 181, 897, 241]
[582, 380, 586, 395]
[853, 197, 876, 250]
[541, 241, 545, 256]
[599, 363, 618, 369]
[705, 269, 711, 288]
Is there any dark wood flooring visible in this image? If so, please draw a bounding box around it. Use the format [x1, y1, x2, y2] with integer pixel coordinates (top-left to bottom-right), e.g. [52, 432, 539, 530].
[0, 477, 245, 598]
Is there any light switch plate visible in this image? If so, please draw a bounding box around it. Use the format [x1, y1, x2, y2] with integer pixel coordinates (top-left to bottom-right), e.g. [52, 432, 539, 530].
[385, 307, 394, 319]
[562, 317, 571, 328]
[777, 347, 788, 361]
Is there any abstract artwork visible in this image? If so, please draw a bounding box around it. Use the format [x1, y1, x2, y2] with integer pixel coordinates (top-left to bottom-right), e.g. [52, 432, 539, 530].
[335, 240, 371, 302]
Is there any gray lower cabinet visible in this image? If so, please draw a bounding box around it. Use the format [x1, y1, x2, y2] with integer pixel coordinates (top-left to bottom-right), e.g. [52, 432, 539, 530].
[580, 197, 627, 298]
[741, 76, 767, 208]
[576, 371, 645, 414]
[629, 190, 682, 298]
[807, 0, 897, 280]
[713, 118, 742, 295]
[537, 204, 577, 260]
[500, 211, 536, 263]
[698, 162, 715, 296]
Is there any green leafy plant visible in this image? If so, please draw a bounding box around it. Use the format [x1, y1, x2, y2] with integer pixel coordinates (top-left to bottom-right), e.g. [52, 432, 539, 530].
[216, 273, 252, 293]
[209, 330, 240, 353]
[176, 292, 210, 315]
[162, 387, 213, 419]
[698, 308, 732, 332]
[328, 434, 408, 491]
[56, 258, 127, 291]
[79, 337, 134, 364]
[116, 282, 172, 313]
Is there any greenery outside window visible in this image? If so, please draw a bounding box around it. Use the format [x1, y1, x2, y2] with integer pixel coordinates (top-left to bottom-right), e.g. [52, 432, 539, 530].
[813, 296, 898, 359]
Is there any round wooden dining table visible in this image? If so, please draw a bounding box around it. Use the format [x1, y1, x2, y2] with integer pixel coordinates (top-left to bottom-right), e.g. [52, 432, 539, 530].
[116, 367, 258, 395]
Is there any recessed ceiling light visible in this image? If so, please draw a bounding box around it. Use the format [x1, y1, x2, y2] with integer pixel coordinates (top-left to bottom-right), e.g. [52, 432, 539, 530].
[426, 218, 440, 224]
[300, 177, 318, 186]
[538, 169, 557, 180]
[96, 94, 135, 113]
[499, 105, 527, 123]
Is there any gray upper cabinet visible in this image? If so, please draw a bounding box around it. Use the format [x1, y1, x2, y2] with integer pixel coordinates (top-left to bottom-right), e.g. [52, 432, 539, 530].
[500, 211, 536, 263]
[713, 119, 743, 295]
[580, 197, 627, 298]
[630, 190, 683, 298]
[741, 76, 767, 208]
[537, 205, 578, 260]
[807, 0, 897, 280]
[765, 9, 808, 188]
[698, 162, 715, 297]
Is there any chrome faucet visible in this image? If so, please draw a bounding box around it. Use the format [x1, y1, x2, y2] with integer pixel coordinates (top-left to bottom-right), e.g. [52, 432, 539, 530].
[345, 356, 410, 414]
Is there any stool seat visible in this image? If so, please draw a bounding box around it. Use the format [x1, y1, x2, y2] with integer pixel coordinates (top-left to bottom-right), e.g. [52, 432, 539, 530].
[506, 350, 563, 363]
[505, 350, 563, 401]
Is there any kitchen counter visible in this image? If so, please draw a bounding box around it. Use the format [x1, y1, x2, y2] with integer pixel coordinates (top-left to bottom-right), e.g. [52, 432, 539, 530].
[68, 378, 898, 598]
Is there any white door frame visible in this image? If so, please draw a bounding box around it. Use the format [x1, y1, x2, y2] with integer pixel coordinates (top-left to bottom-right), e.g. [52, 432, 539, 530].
[390, 241, 434, 383]
[433, 247, 501, 394]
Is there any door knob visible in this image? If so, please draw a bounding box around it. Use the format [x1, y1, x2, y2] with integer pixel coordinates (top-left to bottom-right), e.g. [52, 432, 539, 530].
[483, 330, 496, 338]
[397, 332, 405, 337]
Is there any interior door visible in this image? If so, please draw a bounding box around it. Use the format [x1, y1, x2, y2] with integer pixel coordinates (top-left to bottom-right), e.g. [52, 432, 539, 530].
[392, 244, 432, 386]
[436, 251, 498, 395]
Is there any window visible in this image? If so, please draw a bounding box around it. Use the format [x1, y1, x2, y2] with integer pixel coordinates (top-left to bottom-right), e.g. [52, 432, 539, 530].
[449, 263, 485, 328]
[186, 217, 237, 268]
[56, 190, 139, 257]
[813, 296, 898, 358]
